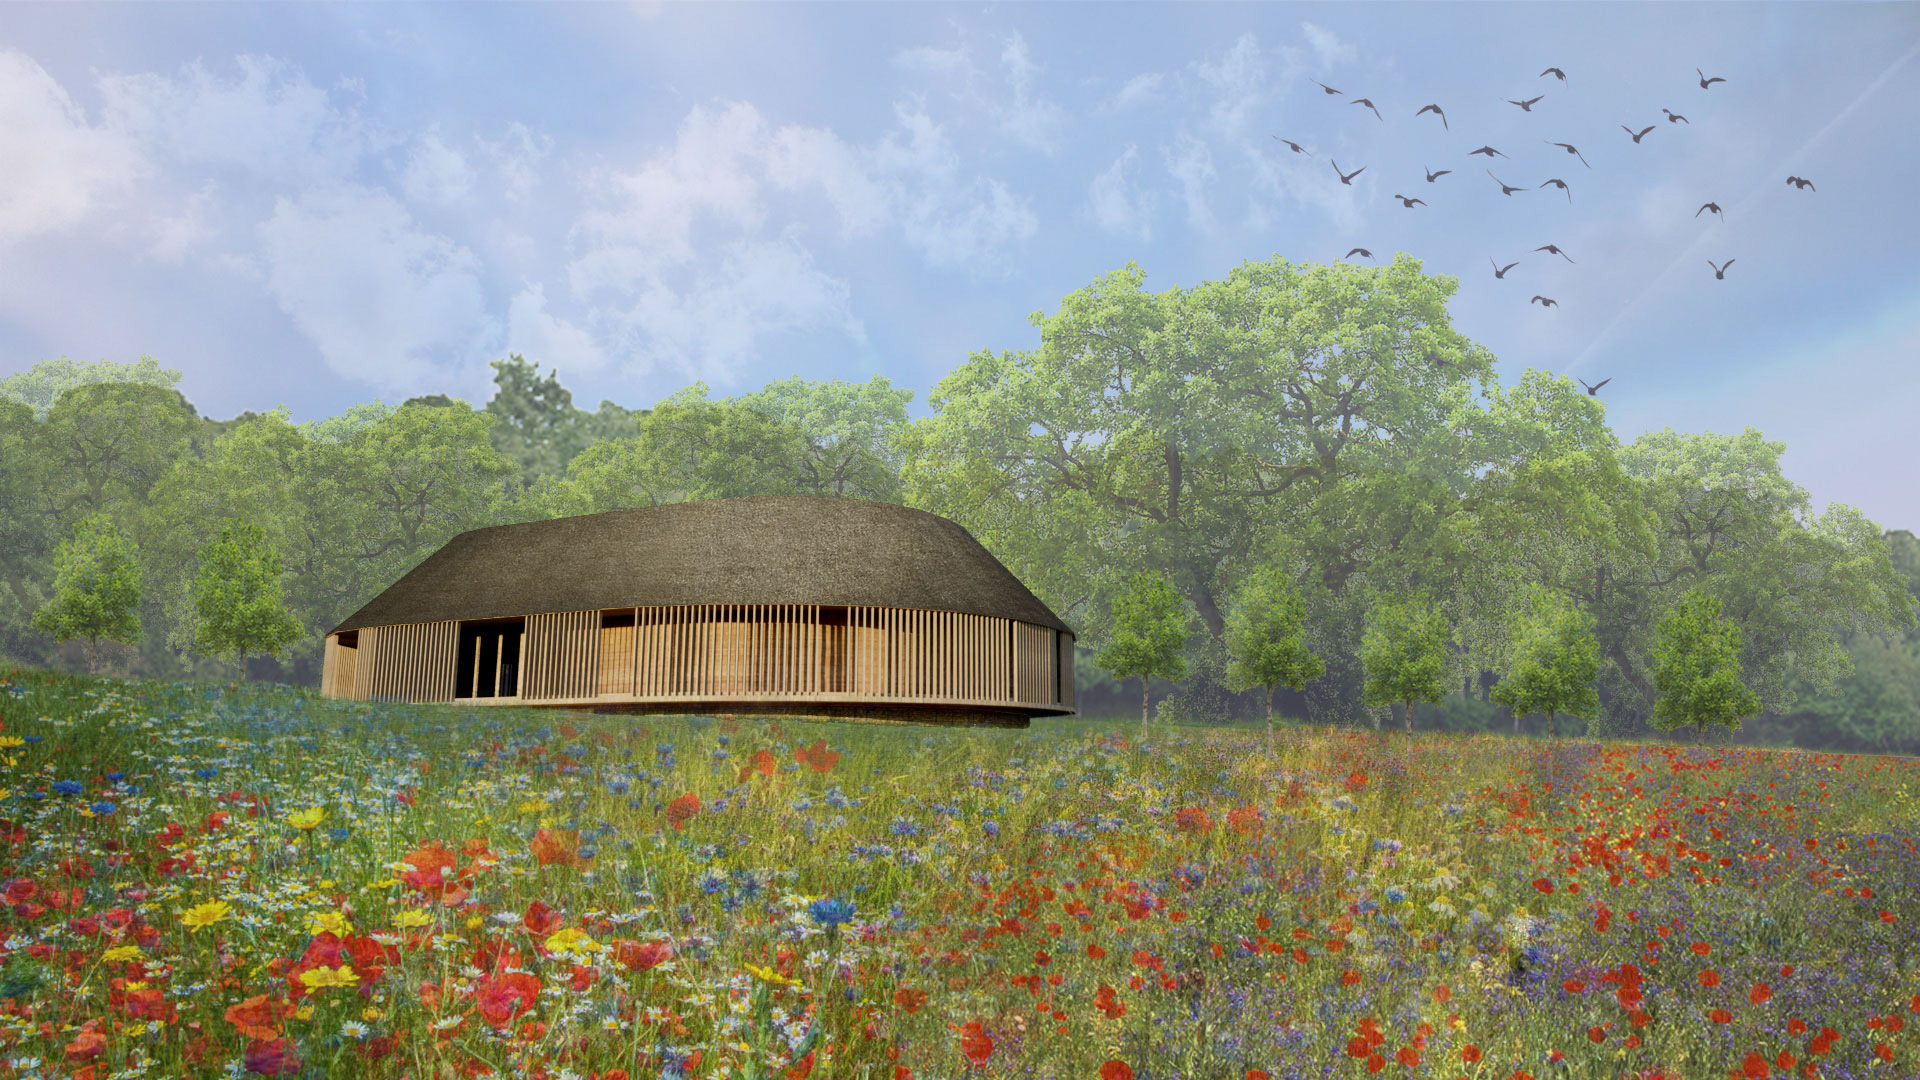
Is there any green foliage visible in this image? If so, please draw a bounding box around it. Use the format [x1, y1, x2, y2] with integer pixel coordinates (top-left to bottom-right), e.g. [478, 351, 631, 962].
[1223, 566, 1326, 734]
[485, 355, 593, 493]
[192, 518, 303, 678]
[1649, 588, 1762, 743]
[0, 354, 183, 421]
[31, 513, 143, 674]
[1488, 584, 1603, 739]
[1094, 571, 1192, 733]
[38, 382, 199, 521]
[1360, 593, 1453, 732]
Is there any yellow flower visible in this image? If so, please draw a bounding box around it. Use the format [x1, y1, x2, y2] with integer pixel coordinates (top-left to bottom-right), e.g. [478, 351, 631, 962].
[743, 963, 802, 989]
[294, 1005, 315, 1021]
[395, 909, 434, 929]
[103, 945, 144, 963]
[0, 736, 24, 748]
[307, 911, 352, 937]
[181, 900, 234, 929]
[543, 928, 600, 957]
[362, 1007, 382, 1022]
[517, 799, 549, 815]
[286, 807, 327, 831]
[366, 878, 397, 890]
[298, 965, 359, 990]
[466, 915, 484, 930]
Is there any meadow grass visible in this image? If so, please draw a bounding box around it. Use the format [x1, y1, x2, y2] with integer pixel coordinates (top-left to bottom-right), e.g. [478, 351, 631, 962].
[0, 667, 1913, 1080]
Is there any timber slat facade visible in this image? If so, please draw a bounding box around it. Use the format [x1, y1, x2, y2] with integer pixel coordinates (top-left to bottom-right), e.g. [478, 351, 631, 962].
[319, 497, 1076, 725]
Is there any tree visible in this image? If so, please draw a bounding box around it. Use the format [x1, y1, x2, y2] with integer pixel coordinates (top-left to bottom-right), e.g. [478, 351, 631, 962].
[37, 382, 200, 521]
[0, 354, 183, 421]
[191, 519, 302, 681]
[1223, 565, 1326, 743]
[484, 355, 592, 494]
[1360, 593, 1452, 734]
[31, 514, 143, 675]
[1649, 588, 1762, 744]
[1488, 585, 1602, 740]
[1094, 572, 1191, 737]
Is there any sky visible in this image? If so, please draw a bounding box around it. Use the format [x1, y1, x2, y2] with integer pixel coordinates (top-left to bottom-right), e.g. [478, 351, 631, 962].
[2, 2, 1917, 532]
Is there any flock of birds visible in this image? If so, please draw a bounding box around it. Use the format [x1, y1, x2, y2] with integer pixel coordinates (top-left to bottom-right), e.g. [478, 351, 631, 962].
[1275, 66, 1820, 396]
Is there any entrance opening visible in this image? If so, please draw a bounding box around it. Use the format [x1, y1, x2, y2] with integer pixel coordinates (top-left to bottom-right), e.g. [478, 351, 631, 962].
[456, 618, 524, 699]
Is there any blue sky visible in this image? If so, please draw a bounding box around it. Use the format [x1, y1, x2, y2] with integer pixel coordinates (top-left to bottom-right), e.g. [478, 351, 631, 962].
[2, 3, 1916, 532]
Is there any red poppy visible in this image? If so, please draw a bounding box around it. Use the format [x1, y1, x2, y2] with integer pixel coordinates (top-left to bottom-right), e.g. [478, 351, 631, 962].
[398, 842, 461, 898]
[1461, 1045, 1482, 1064]
[1691, 942, 1711, 956]
[1709, 1008, 1733, 1024]
[1532, 878, 1554, 894]
[243, 1037, 301, 1076]
[665, 793, 701, 831]
[64, 1030, 106, 1063]
[1699, 970, 1720, 988]
[1174, 807, 1212, 833]
[1588, 1026, 1606, 1043]
[611, 938, 672, 972]
[1100, 1061, 1134, 1080]
[1395, 1048, 1420, 1066]
[957, 1020, 993, 1067]
[226, 995, 293, 1040]
[894, 987, 927, 1014]
[1434, 984, 1451, 1003]
[1247, 1072, 1269, 1080]
[522, 900, 563, 936]
[738, 749, 779, 782]
[1750, 983, 1772, 1005]
[1740, 1052, 1770, 1078]
[476, 971, 542, 1030]
[1346, 1036, 1371, 1058]
[796, 739, 840, 773]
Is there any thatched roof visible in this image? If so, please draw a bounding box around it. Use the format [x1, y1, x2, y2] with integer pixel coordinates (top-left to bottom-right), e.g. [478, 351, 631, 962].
[329, 496, 1072, 636]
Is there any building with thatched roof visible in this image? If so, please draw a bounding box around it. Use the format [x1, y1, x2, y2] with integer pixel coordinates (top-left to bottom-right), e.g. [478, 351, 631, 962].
[320, 496, 1075, 727]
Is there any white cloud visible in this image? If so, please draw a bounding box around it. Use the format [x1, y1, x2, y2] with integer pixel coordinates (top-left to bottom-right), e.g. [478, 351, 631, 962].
[997, 32, 1066, 152]
[506, 282, 607, 375]
[255, 184, 490, 394]
[890, 30, 1065, 153]
[1089, 146, 1152, 240]
[765, 125, 892, 237]
[1164, 135, 1217, 233]
[1112, 72, 1166, 110]
[401, 129, 474, 206]
[1301, 22, 1356, 68]
[98, 54, 387, 186]
[892, 44, 971, 80]
[1195, 32, 1269, 136]
[0, 49, 144, 243]
[148, 181, 218, 263]
[477, 121, 551, 202]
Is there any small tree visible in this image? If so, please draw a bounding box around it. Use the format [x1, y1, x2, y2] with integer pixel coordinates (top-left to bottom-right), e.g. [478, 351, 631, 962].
[1094, 572, 1191, 738]
[192, 519, 302, 682]
[1649, 588, 1761, 745]
[1223, 566, 1327, 746]
[31, 513, 143, 675]
[1489, 585, 1602, 741]
[1360, 593, 1452, 735]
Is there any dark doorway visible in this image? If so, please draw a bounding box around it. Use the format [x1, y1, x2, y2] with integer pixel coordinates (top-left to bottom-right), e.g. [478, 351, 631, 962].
[456, 619, 524, 699]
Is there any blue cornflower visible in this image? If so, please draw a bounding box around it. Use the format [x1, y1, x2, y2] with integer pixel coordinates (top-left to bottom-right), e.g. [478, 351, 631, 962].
[1384, 885, 1408, 904]
[329, 827, 350, 841]
[982, 820, 1000, 838]
[808, 897, 857, 927]
[89, 801, 116, 816]
[52, 780, 83, 797]
[106, 772, 125, 783]
[697, 870, 728, 895]
[193, 768, 217, 780]
[889, 819, 921, 838]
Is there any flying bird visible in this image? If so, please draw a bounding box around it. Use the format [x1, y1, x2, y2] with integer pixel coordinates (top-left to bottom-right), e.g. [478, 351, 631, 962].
[1696, 201, 1723, 219]
[1534, 244, 1575, 263]
[1345, 248, 1374, 260]
[1540, 67, 1567, 82]
[1351, 98, 1384, 121]
[1708, 258, 1736, 279]
[1786, 175, 1815, 191]
[1469, 145, 1509, 158]
[1488, 170, 1526, 196]
[1393, 194, 1427, 208]
[1272, 136, 1312, 155]
[1539, 178, 1572, 203]
[1578, 377, 1611, 396]
[1425, 166, 1453, 182]
[1490, 256, 1519, 279]
[1333, 160, 1366, 185]
[1697, 68, 1726, 89]
[1531, 296, 1559, 308]
[1663, 108, 1689, 124]
[1545, 141, 1591, 168]
[1508, 95, 1545, 112]
[1415, 103, 1449, 130]
[1622, 124, 1656, 143]
[1313, 80, 1343, 95]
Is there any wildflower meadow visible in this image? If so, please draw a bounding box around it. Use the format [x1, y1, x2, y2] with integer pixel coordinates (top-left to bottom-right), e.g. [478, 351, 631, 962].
[0, 667, 1914, 1080]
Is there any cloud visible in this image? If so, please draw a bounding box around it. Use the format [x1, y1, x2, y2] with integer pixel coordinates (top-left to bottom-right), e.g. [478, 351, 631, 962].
[890, 29, 1065, 153]
[148, 181, 218, 263]
[98, 54, 388, 186]
[255, 184, 491, 393]
[1195, 32, 1270, 136]
[477, 121, 551, 202]
[506, 283, 608, 375]
[1112, 72, 1166, 110]
[0, 49, 144, 243]
[401, 129, 475, 206]
[765, 125, 892, 237]
[1164, 134, 1217, 233]
[1089, 146, 1152, 240]
[996, 32, 1066, 152]
[1301, 22, 1356, 68]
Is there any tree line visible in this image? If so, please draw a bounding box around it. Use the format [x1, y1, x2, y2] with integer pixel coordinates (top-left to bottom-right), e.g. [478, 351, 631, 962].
[2, 253, 1915, 752]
